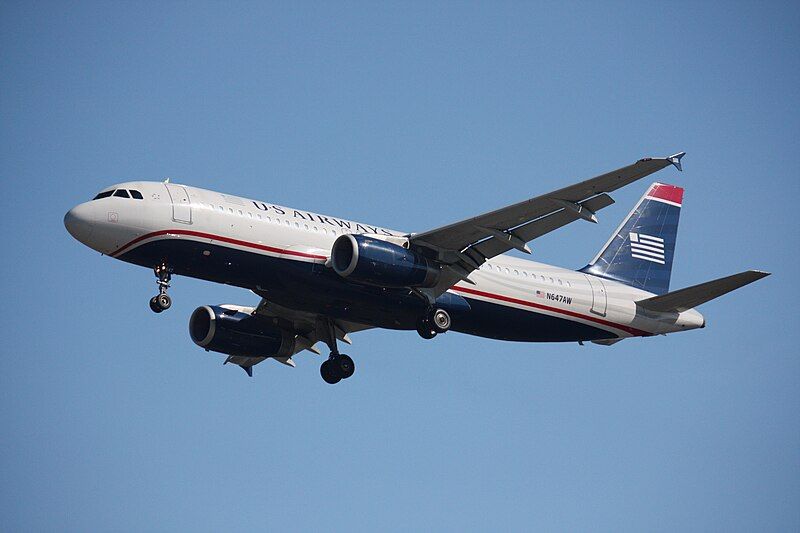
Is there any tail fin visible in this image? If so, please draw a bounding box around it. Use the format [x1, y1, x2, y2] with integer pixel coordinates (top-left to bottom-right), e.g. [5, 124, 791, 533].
[580, 182, 683, 295]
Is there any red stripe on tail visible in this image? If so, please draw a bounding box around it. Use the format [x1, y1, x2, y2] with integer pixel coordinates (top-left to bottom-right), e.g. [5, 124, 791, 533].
[647, 183, 684, 205]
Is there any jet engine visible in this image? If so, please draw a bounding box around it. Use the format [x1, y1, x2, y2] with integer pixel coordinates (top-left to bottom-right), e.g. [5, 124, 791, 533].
[189, 305, 295, 358]
[330, 234, 440, 288]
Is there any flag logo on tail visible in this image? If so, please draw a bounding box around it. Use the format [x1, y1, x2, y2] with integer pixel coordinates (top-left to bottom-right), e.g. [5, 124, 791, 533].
[629, 232, 665, 264]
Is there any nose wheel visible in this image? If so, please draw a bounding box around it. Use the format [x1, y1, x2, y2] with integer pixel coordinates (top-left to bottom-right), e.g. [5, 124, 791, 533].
[149, 263, 173, 313]
[416, 308, 451, 339]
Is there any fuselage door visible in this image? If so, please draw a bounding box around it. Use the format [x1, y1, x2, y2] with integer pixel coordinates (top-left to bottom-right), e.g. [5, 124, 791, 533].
[165, 184, 192, 224]
[584, 274, 608, 316]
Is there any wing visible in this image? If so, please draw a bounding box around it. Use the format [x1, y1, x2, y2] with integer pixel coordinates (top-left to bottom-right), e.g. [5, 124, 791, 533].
[222, 299, 373, 375]
[410, 152, 685, 293]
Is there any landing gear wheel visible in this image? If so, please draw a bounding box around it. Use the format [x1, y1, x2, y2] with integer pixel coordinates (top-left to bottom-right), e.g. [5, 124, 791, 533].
[336, 354, 355, 379]
[318, 319, 357, 384]
[149, 296, 163, 314]
[156, 293, 172, 311]
[416, 318, 437, 340]
[320, 359, 342, 385]
[150, 262, 173, 313]
[431, 308, 451, 333]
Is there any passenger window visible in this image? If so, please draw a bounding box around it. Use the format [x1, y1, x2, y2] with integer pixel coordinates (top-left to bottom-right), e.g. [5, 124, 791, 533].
[129, 190, 143, 199]
[218, 206, 224, 211]
[514, 269, 519, 275]
[93, 190, 114, 200]
[558, 279, 563, 285]
[113, 189, 130, 198]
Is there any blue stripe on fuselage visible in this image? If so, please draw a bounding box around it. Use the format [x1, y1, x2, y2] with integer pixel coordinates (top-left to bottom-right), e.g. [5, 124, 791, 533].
[117, 238, 617, 342]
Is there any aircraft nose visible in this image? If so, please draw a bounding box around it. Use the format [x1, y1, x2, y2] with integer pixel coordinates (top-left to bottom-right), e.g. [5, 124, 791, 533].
[64, 202, 95, 244]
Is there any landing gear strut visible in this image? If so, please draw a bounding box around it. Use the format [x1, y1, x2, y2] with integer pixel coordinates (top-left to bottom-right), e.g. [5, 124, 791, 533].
[319, 320, 356, 384]
[416, 307, 451, 339]
[149, 263, 173, 313]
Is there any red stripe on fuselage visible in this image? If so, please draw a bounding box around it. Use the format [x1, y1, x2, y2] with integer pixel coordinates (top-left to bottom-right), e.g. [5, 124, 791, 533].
[449, 285, 651, 337]
[114, 229, 651, 337]
[111, 229, 328, 260]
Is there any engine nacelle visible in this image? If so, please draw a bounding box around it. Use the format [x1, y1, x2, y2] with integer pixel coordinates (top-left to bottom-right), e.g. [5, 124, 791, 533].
[189, 305, 295, 358]
[330, 234, 440, 288]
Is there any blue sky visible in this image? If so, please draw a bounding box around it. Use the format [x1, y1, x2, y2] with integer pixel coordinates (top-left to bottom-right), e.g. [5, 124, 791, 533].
[1, 1, 798, 531]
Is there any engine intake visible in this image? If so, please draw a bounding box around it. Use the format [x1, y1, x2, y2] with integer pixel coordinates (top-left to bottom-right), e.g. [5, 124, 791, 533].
[189, 305, 295, 358]
[331, 234, 440, 288]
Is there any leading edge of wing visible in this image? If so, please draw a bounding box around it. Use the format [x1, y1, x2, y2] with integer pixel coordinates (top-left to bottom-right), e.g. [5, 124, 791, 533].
[410, 152, 685, 253]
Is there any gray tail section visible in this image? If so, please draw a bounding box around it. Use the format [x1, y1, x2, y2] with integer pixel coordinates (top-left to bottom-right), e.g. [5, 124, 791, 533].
[580, 182, 684, 295]
[636, 270, 770, 313]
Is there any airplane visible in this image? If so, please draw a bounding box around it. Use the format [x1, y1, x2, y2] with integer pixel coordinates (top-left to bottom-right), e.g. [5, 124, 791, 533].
[64, 152, 769, 384]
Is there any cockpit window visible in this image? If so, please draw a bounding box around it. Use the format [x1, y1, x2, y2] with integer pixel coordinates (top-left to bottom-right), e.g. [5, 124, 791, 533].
[93, 190, 114, 200]
[130, 190, 143, 199]
[113, 189, 130, 198]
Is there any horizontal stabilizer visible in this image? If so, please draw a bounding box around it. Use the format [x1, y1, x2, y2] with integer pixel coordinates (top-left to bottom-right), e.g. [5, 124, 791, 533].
[636, 270, 770, 313]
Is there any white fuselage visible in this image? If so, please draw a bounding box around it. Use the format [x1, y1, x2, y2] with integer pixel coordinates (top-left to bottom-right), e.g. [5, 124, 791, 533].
[65, 181, 705, 341]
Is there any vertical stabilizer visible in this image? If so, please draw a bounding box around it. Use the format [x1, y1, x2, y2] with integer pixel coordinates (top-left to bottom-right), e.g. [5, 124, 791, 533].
[580, 183, 683, 295]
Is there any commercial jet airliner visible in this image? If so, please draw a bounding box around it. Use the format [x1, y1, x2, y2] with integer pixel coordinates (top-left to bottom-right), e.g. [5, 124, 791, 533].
[64, 152, 769, 383]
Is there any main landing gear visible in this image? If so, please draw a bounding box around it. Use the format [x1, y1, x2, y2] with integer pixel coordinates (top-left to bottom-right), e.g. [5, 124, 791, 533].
[416, 307, 451, 339]
[149, 263, 173, 313]
[319, 320, 356, 385]
[320, 354, 355, 385]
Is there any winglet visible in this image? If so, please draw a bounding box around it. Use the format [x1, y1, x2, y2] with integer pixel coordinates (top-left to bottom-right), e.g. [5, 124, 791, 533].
[668, 152, 686, 172]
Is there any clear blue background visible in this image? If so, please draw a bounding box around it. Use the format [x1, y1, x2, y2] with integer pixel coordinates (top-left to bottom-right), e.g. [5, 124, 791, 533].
[2, 2, 798, 531]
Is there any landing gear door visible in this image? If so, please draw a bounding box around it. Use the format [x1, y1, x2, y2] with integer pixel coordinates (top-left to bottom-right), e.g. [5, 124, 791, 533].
[165, 184, 192, 224]
[584, 274, 608, 316]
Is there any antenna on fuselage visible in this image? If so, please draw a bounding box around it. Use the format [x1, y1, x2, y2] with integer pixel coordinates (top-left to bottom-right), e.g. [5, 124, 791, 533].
[163, 177, 170, 184]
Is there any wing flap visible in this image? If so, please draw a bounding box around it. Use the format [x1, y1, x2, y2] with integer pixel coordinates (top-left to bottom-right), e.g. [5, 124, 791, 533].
[254, 298, 373, 357]
[465, 193, 616, 261]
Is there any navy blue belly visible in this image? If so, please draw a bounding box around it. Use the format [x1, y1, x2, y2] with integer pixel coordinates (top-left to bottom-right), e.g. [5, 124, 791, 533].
[118, 238, 616, 342]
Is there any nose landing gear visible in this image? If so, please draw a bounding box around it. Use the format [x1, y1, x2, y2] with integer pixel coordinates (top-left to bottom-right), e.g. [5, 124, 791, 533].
[149, 263, 173, 313]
